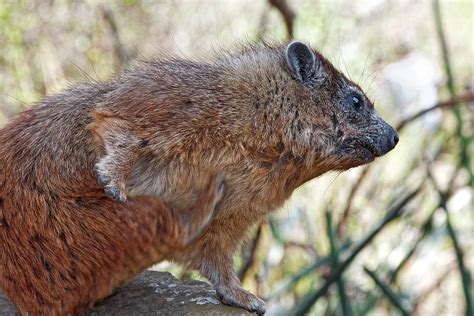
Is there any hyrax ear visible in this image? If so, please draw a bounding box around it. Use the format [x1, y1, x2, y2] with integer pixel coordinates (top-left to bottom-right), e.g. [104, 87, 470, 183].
[286, 41, 319, 85]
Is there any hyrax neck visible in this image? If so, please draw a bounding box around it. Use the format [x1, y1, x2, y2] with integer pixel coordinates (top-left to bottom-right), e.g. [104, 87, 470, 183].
[127, 141, 323, 219]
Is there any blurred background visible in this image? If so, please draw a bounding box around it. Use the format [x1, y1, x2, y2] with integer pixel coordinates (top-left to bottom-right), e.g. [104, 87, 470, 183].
[0, 0, 472, 315]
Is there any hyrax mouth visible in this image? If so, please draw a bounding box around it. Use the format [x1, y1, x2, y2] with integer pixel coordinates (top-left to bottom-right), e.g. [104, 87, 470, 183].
[337, 138, 374, 158]
[360, 145, 376, 160]
[333, 138, 379, 166]
[362, 141, 380, 158]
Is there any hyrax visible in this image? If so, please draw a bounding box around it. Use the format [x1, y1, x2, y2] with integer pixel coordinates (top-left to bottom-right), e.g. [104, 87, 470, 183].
[0, 41, 398, 314]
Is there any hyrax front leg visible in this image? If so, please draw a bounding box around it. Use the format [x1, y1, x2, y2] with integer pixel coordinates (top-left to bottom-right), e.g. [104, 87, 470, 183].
[90, 111, 144, 203]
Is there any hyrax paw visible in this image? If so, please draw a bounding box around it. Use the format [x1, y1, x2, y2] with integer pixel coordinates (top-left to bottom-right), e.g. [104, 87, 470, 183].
[97, 173, 111, 187]
[103, 184, 127, 203]
[95, 167, 127, 203]
[217, 286, 266, 315]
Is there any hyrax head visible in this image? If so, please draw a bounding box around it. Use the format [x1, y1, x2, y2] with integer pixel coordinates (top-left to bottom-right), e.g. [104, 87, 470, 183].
[261, 41, 399, 171]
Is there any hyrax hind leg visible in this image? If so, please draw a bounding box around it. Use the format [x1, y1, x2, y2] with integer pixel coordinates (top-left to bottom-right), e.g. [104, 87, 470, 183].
[90, 111, 146, 203]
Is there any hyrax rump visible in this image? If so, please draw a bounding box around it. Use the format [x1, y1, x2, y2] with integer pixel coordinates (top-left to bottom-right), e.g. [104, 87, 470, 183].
[0, 41, 398, 314]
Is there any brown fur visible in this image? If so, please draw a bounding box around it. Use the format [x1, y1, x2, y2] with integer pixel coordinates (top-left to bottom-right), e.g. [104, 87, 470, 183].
[0, 41, 398, 314]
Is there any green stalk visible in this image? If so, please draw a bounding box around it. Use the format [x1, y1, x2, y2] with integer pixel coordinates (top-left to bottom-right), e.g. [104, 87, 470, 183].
[364, 267, 411, 316]
[326, 211, 353, 316]
[290, 186, 421, 315]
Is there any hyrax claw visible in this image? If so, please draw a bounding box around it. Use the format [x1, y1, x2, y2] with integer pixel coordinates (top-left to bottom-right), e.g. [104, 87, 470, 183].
[95, 164, 128, 203]
[97, 173, 110, 187]
[104, 185, 127, 203]
[217, 285, 266, 315]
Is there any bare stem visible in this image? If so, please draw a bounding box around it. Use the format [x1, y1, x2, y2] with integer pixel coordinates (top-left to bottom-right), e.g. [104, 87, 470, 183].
[268, 0, 296, 39]
[290, 186, 421, 315]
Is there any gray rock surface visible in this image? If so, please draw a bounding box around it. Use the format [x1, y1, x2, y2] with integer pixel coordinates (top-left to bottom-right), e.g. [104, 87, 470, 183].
[0, 288, 16, 315]
[0, 270, 252, 315]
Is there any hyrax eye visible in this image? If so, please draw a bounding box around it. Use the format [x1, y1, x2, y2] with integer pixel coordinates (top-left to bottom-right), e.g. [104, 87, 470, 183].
[347, 93, 363, 111]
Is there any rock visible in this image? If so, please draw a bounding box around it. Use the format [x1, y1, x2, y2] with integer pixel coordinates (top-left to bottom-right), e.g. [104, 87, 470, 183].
[0, 288, 17, 315]
[0, 271, 253, 315]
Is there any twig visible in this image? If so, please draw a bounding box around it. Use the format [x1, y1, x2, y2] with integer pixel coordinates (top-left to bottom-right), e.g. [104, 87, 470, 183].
[336, 166, 371, 239]
[395, 91, 474, 131]
[364, 267, 411, 316]
[265, 240, 352, 300]
[433, 0, 472, 190]
[389, 206, 437, 283]
[433, 0, 455, 94]
[443, 212, 473, 315]
[428, 168, 473, 316]
[238, 225, 263, 281]
[290, 185, 422, 315]
[284, 241, 317, 257]
[326, 211, 353, 316]
[268, 0, 296, 39]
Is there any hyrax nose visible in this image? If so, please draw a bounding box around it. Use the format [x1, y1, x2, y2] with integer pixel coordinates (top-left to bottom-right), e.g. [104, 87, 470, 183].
[390, 129, 399, 148]
[386, 127, 399, 152]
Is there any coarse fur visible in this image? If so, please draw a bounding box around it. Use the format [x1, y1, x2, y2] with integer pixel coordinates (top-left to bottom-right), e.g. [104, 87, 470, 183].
[0, 41, 398, 314]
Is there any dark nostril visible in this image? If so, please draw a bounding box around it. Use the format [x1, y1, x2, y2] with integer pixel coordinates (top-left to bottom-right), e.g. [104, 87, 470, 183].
[392, 132, 399, 146]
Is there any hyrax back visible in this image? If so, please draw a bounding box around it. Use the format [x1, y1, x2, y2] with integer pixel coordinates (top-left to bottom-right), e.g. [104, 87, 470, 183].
[0, 41, 398, 314]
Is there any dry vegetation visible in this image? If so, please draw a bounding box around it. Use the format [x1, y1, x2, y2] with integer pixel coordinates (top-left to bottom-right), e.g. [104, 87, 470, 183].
[0, 0, 472, 315]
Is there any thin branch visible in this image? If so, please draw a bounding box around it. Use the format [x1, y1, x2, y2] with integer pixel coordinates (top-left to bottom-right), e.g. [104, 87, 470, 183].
[336, 166, 371, 239]
[265, 240, 352, 300]
[290, 185, 422, 315]
[433, 0, 472, 190]
[268, 0, 296, 39]
[326, 211, 353, 316]
[238, 225, 263, 281]
[433, 0, 455, 94]
[443, 213, 473, 315]
[284, 241, 317, 257]
[428, 168, 473, 316]
[395, 91, 474, 131]
[364, 267, 411, 316]
[389, 207, 436, 283]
